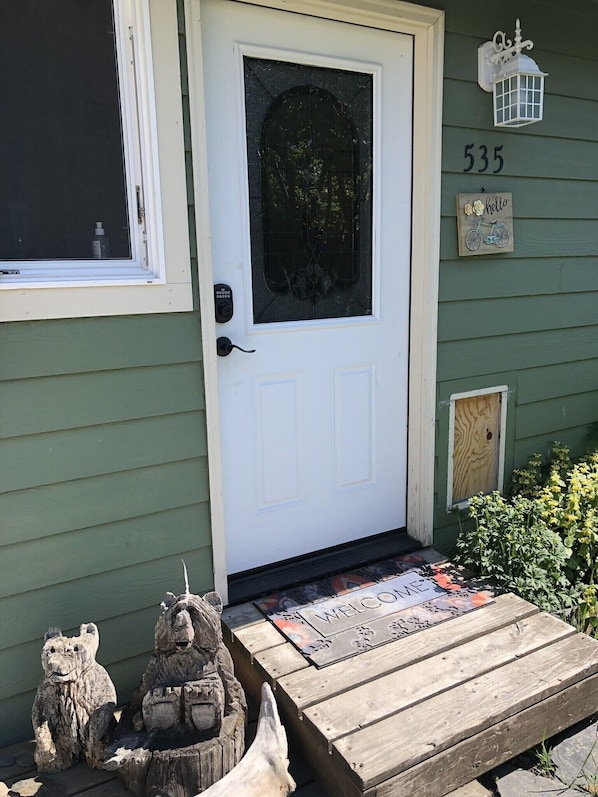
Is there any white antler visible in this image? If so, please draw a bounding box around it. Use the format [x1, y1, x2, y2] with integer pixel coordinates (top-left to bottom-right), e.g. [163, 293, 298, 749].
[182, 559, 190, 596]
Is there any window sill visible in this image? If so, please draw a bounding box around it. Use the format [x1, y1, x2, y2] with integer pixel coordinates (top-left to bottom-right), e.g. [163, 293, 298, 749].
[0, 267, 161, 287]
[0, 279, 194, 322]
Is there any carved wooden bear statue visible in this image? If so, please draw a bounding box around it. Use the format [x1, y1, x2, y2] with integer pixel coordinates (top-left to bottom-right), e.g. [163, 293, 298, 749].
[130, 589, 245, 738]
[32, 623, 117, 772]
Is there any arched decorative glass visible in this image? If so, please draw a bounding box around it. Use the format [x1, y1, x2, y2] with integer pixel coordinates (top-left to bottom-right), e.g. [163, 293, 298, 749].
[244, 58, 373, 323]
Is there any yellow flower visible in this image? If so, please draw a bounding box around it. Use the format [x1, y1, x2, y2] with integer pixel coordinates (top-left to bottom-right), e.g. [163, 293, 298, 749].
[464, 203, 473, 216]
[473, 199, 485, 216]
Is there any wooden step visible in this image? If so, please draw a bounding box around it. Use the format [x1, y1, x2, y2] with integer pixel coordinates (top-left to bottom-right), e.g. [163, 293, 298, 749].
[223, 573, 598, 797]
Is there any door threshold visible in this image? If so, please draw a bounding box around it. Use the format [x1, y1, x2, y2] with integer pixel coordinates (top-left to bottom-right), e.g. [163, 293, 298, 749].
[227, 529, 420, 605]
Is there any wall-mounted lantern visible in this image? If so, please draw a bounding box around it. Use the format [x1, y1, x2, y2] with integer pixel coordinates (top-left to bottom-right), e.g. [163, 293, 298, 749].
[478, 19, 547, 128]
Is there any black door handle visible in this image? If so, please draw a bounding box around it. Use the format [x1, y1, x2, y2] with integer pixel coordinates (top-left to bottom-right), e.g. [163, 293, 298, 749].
[216, 336, 256, 357]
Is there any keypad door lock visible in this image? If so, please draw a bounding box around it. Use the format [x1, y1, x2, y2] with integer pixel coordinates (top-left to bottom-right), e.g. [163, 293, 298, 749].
[214, 283, 234, 323]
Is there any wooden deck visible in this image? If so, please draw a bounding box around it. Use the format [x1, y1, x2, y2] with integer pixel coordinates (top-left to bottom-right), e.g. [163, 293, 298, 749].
[223, 580, 598, 797]
[0, 722, 328, 797]
[3, 561, 598, 797]
[1, 682, 330, 797]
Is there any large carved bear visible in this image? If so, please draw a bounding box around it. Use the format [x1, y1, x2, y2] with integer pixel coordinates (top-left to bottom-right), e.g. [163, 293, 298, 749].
[129, 590, 246, 737]
[32, 623, 116, 772]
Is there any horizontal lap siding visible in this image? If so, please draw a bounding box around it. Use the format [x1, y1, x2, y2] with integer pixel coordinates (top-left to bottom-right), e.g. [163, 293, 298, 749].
[0, 2, 211, 746]
[430, 0, 598, 548]
[0, 313, 212, 745]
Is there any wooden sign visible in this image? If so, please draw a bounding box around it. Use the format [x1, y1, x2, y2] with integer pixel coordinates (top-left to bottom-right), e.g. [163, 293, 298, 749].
[456, 192, 514, 256]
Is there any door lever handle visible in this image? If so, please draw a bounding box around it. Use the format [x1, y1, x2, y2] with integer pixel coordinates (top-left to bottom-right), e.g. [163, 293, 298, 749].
[216, 336, 256, 357]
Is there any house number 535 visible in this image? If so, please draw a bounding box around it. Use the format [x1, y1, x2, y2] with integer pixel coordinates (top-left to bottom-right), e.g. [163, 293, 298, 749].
[463, 144, 504, 174]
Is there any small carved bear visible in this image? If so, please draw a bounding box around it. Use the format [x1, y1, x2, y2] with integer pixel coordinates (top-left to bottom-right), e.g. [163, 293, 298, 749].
[32, 623, 117, 772]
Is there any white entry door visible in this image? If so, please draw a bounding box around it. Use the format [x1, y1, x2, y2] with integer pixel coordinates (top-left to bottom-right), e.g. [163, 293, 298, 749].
[201, 0, 413, 574]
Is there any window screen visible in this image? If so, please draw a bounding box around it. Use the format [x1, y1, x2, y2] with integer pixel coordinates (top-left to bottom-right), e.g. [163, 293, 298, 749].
[0, 0, 131, 262]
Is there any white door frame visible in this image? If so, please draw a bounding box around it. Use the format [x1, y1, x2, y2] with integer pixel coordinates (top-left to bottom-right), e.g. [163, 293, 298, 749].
[185, 0, 444, 603]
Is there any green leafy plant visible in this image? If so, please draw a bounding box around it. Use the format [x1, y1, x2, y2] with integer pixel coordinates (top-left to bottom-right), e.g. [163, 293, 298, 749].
[456, 441, 598, 635]
[456, 491, 573, 613]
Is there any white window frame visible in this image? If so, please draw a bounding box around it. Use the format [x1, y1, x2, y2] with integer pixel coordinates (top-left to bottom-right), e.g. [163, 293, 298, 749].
[0, 0, 193, 322]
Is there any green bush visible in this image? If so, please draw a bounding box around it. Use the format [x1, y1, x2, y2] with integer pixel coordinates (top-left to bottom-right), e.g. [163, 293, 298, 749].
[456, 443, 598, 635]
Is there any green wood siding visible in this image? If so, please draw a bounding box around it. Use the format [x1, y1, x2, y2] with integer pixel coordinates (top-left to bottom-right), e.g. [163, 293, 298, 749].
[2, 0, 597, 748]
[429, 0, 598, 551]
[0, 314, 212, 745]
[0, 2, 211, 746]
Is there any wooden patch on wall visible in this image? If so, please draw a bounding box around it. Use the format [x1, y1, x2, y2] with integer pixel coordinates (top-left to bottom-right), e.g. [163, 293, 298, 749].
[448, 387, 507, 508]
[456, 193, 514, 256]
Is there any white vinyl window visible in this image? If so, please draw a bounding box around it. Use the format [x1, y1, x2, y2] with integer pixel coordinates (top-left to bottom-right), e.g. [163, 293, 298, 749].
[0, 0, 192, 321]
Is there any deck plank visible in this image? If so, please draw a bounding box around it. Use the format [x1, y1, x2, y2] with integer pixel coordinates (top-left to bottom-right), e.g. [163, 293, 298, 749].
[229, 617, 286, 657]
[303, 611, 574, 744]
[221, 602, 265, 639]
[0, 740, 36, 781]
[277, 592, 538, 714]
[5, 762, 116, 795]
[256, 642, 309, 681]
[369, 672, 598, 797]
[334, 632, 598, 790]
[227, 632, 307, 708]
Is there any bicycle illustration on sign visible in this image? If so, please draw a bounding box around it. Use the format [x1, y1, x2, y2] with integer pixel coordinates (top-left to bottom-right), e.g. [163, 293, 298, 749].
[457, 194, 514, 257]
[465, 218, 510, 252]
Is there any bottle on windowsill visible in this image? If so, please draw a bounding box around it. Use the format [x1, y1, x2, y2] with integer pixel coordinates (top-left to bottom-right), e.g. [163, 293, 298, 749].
[92, 221, 111, 259]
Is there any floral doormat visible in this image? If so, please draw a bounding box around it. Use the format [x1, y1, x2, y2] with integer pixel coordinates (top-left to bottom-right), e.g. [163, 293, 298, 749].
[254, 552, 494, 667]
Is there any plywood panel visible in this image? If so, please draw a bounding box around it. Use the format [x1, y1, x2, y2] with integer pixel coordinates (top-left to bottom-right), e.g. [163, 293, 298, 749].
[451, 391, 502, 504]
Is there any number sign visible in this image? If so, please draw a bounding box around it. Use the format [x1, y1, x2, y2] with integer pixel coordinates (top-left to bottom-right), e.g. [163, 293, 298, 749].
[463, 144, 504, 174]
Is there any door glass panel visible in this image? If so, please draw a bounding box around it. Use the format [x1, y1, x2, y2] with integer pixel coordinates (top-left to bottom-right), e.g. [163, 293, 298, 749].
[244, 57, 373, 323]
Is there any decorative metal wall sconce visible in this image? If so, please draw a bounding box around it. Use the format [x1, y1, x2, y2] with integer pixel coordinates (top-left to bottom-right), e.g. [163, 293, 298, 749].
[478, 19, 547, 128]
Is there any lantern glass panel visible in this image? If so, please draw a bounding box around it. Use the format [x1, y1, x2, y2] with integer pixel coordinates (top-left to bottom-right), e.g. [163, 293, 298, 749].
[494, 72, 544, 127]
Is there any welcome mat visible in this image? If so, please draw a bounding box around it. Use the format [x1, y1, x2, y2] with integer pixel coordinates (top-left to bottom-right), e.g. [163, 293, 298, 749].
[254, 551, 494, 667]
